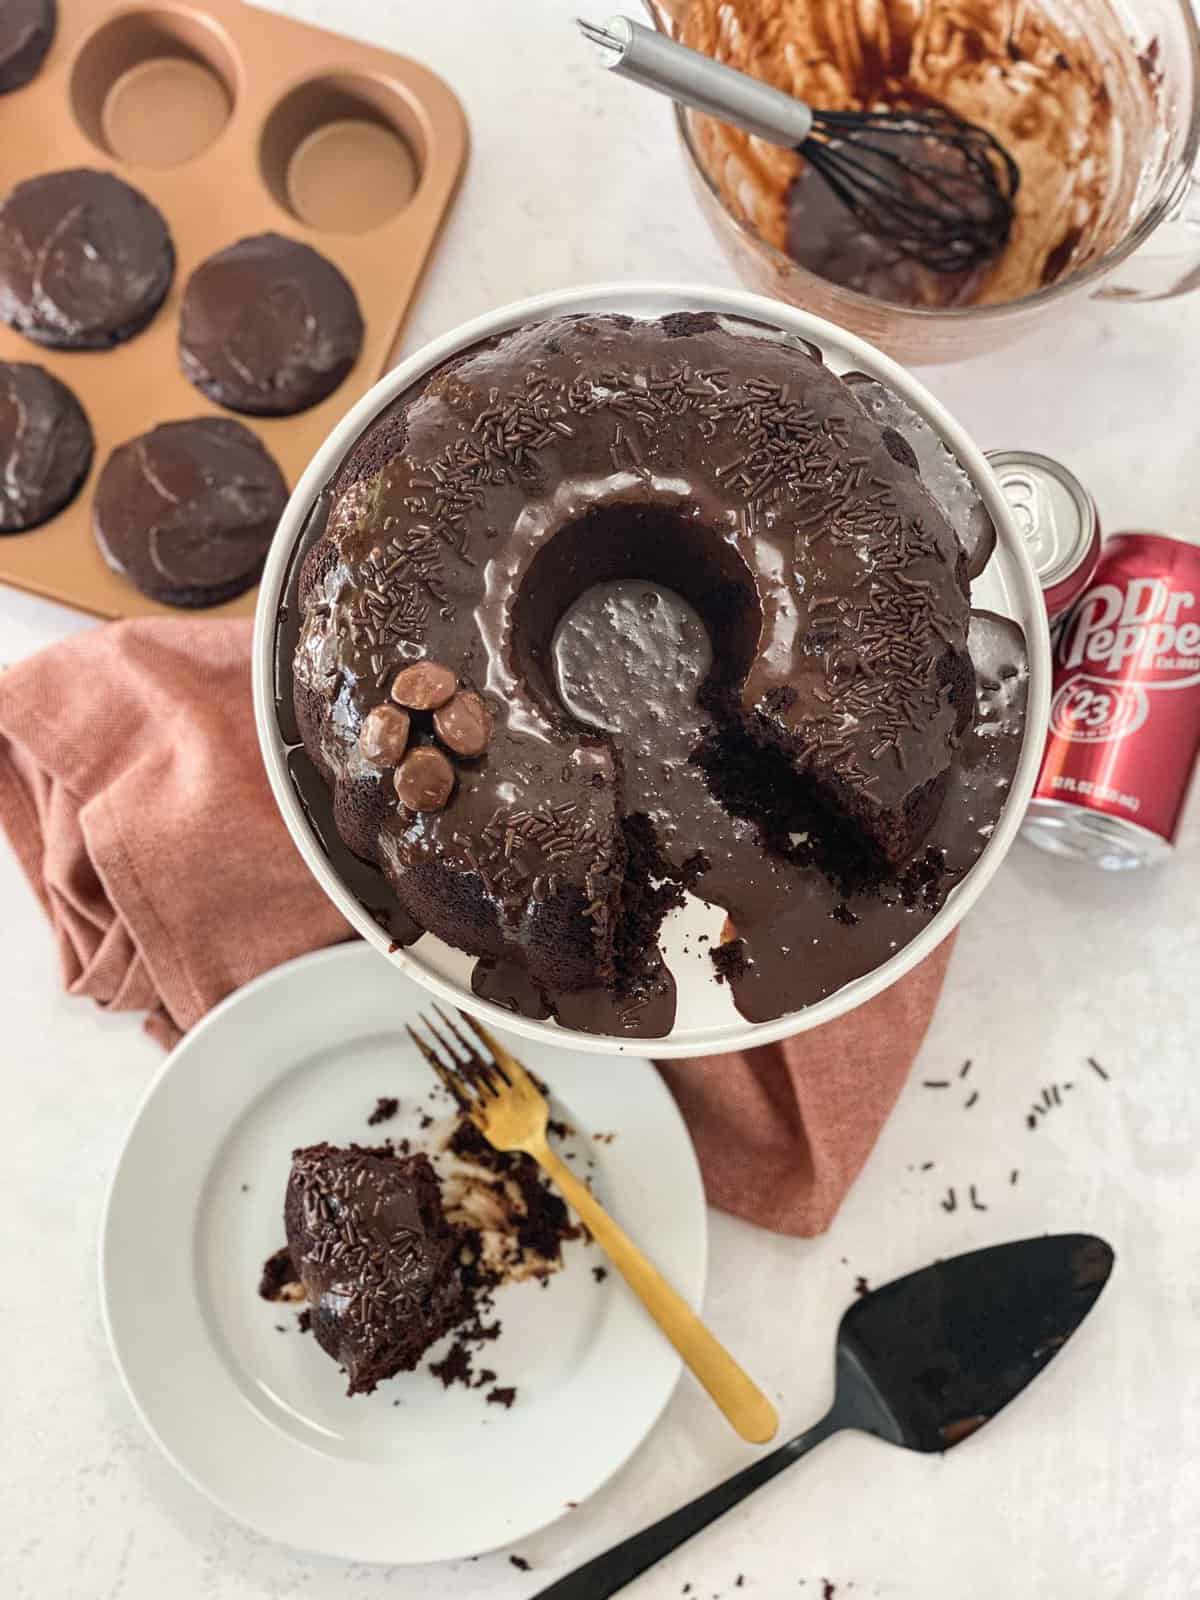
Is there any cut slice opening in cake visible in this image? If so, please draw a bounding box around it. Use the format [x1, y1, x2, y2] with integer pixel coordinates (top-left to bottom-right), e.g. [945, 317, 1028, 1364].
[692, 704, 895, 899]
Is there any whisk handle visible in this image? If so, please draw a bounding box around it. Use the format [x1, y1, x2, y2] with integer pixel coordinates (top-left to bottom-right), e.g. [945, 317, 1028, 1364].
[578, 15, 813, 148]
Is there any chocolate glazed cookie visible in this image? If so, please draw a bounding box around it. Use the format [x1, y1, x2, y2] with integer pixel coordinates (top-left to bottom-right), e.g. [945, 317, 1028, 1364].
[0, 169, 175, 350]
[0, 362, 93, 533]
[0, 0, 55, 93]
[94, 418, 287, 607]
[179, 233, 364, 416]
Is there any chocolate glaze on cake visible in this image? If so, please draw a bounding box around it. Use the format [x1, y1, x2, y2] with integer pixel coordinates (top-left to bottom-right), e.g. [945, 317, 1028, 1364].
[840, 372, 996, 580]
[0, 0, 55, 95]
[0, 361, 93, 533]
[280, 312, 1027, 1035]
[0, 170, 174, 350]
[285, 1144, 467, 1395]
[179, 232, 364, 417]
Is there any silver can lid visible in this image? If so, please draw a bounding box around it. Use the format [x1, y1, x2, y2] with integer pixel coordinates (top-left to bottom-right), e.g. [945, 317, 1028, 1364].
[985, 449, 1097, 588]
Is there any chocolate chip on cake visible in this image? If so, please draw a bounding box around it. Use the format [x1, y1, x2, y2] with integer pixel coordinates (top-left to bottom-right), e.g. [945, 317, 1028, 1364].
[359, 704, 410, 766]
[0, 362, 93, 533]
[0, 0, 56, 94]
[394, 746, 455, 812]
[433, 690, 493, 758]
[179, 232, 364, 417]
[390, 661, 457, 711]
[93, 417, 287, 608]
[0, 169, 174, 349]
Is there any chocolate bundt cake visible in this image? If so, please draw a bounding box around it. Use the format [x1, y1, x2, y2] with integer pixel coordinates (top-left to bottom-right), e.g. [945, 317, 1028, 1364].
[283, 311, 1026, 1034]
[285, 1145, 467, 1395]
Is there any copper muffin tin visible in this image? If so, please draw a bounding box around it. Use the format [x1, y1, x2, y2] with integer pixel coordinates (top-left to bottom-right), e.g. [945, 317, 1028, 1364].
[0, 0, 467, 618]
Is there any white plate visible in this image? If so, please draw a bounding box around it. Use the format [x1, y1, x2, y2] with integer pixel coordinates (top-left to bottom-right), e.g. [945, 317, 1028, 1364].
[99, 944, 707, 1564]
[253, 282, 1052, 1056]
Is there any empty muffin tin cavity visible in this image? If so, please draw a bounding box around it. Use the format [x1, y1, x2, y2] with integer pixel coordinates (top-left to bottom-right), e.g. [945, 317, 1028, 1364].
[260, 73, 422, 234]
[71, 7, 239, 169]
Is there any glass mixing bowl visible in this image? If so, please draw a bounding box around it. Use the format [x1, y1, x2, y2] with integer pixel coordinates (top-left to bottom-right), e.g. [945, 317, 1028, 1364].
[648, 0, 1200, 363]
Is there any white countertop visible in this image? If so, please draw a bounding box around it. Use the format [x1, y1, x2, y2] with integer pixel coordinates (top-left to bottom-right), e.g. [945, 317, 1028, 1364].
[6, 3, 1200, 1596]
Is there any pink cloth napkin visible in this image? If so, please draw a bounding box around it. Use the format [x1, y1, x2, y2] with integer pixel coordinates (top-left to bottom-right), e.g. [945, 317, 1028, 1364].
[0, 617, 952, 1232]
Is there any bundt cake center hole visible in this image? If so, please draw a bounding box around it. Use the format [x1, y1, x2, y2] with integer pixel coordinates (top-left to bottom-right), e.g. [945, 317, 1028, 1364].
[551, 579, 711, 734]
[510, 504, 761, 730]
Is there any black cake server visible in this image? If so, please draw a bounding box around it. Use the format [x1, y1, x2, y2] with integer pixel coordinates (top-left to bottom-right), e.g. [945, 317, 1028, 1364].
[534, 1233, 1114, 1599]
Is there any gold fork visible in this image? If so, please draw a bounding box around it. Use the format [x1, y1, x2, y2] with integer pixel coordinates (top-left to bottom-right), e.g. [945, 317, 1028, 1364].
[408, 1005, 779, 1445]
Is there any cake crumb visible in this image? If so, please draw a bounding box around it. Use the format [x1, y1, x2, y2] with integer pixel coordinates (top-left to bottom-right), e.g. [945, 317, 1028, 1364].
[367, 1095, 399, 1126]
[592, 1266, 609, 1284]
[487, 1385, 517, 1409]
[258, 1246, 300, 1302]
[297, 1308, 312, 1334]
[430, 1339, 474, 1390]
[853, 1275, 869, 1298]
[510, 1555, 531, 1571]
[710, 938, 749, 985]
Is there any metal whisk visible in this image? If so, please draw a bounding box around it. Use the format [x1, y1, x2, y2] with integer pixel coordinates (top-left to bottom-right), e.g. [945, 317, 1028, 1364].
[577, 15, 1020, 275]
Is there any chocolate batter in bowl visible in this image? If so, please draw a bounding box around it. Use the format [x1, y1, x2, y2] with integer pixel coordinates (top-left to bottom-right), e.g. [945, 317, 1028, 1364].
[656, 0, 1200, 360]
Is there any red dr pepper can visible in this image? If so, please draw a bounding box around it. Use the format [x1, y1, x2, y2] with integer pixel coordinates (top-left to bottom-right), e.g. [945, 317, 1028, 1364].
[1023, 531, 1200, 868]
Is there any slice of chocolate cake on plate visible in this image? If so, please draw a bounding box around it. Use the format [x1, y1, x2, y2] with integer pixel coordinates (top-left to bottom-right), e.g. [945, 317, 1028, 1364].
[285, 1143, 468, 1395]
